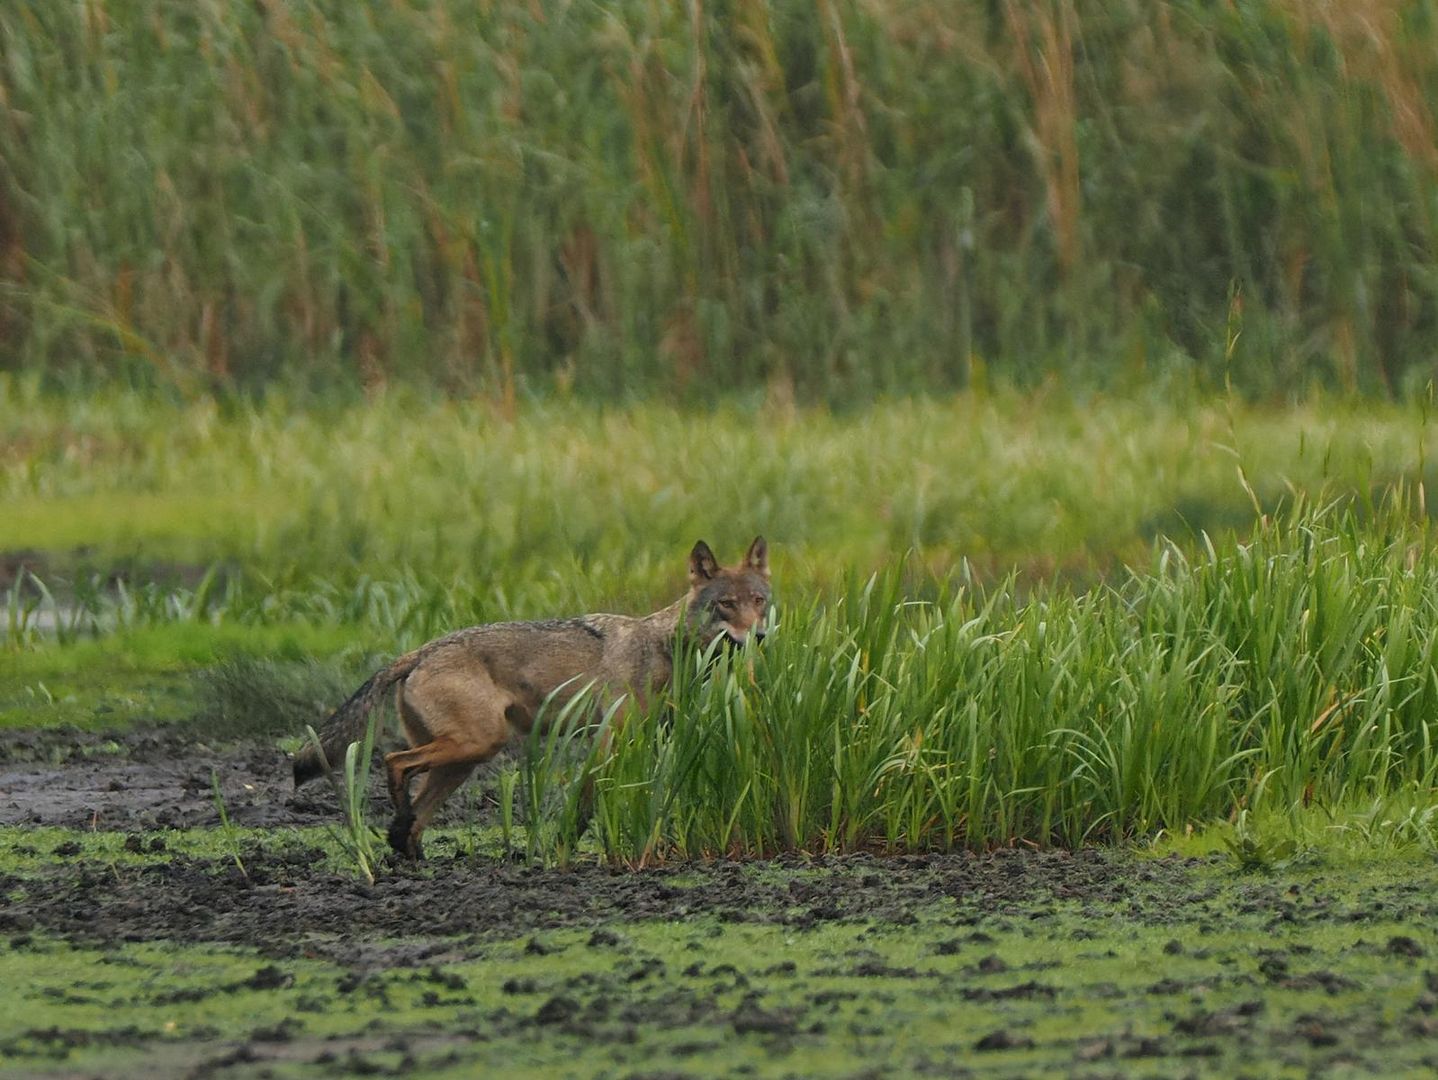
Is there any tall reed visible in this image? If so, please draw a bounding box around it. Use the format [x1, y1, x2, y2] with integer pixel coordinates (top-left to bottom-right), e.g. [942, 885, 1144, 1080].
[4, 1, 1438, 399]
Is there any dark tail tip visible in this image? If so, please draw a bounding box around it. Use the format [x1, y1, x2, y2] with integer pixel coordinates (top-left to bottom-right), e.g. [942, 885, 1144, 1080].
[293, 753, 324, 788]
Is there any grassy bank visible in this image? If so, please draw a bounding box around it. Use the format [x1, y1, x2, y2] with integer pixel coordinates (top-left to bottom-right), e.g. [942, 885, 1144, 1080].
[4, 1, 1438, 398]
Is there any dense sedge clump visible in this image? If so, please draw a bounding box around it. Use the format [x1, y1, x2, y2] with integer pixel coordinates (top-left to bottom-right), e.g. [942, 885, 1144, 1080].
[548, 503, 1438, 863]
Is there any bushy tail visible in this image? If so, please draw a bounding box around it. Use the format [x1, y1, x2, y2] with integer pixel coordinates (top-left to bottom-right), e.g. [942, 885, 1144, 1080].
[292, 649, 425, 787]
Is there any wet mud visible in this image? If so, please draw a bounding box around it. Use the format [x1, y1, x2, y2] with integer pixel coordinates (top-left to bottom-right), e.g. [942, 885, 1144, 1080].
[6, 840, 1438, 1078]
[0, 727, 343, 830]
[0, 842, 1185, 958]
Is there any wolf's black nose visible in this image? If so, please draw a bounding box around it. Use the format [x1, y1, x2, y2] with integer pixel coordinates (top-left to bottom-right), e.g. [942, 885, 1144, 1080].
[754, 629, 768, 643]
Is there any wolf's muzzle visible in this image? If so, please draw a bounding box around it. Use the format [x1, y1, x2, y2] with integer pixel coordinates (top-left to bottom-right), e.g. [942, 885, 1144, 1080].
[725, 629, 766, 648]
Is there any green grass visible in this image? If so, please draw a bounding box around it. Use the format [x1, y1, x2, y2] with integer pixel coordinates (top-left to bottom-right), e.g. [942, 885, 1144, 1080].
[0, 825, 322, 875]
[4, 2, 1438, 398]
[6, 381, 1438, 602]
[0, 623, 360, 731]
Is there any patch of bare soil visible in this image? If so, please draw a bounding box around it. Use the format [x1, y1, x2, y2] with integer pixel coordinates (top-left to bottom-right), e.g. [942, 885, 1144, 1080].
[7, 841, 1437, 1077]
[0, 728, 342, 830]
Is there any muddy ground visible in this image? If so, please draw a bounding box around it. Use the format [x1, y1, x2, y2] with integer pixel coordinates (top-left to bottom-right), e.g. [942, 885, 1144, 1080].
[5, 727, 1438, 1078]
[1, 834, 1189, 958]
[0, 726, 1202, 954]
[0, 726, 341, 831]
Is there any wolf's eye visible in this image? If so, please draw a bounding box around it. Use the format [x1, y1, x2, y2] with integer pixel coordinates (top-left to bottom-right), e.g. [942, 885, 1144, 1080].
[716, 598, 735, 611]
[753, 595, 766, 606]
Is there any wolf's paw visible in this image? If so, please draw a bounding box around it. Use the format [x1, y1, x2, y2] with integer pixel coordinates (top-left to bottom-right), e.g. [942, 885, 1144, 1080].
[387, 815, 421, 859]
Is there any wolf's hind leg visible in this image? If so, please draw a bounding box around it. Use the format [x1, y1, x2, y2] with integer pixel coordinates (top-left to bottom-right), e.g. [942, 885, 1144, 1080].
[383, 741, 445, 855]
[384, 742, 434, 825]
[401, 761, 481, 859]
[387, 665, 513, 859]
[384, 686, 430, 820]
[384, 734, 509, 858]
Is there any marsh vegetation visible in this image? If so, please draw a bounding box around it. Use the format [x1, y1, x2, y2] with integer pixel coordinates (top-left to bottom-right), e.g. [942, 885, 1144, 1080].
[7, 1, 1438, 1074]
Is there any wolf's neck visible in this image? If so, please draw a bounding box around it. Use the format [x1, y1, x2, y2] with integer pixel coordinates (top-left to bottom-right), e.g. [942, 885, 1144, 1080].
[644, 597, 686, 635]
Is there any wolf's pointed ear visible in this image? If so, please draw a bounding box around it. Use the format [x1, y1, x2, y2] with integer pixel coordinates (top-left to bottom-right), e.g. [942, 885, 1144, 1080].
[745, 535, 769, 579]
[689, 540, 719, 584]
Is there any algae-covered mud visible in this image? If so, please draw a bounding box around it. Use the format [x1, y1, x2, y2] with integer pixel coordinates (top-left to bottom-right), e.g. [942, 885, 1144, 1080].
[5, 843, 1438, 1077]
[3, 726, 1438, 1078]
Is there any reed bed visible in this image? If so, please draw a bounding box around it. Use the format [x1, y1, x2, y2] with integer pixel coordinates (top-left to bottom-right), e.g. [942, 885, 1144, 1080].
[4, 1, 1438, 399]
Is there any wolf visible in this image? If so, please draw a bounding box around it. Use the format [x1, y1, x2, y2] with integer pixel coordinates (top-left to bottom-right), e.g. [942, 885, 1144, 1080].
[292, 536, 771, 858]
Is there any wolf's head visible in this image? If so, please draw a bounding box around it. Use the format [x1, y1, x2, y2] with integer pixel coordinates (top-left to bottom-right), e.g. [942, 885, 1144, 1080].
[683, 536, 772, 648]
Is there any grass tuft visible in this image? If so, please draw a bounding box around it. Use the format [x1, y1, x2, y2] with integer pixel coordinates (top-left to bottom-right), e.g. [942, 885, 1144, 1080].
[193, 657, 363, 740]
